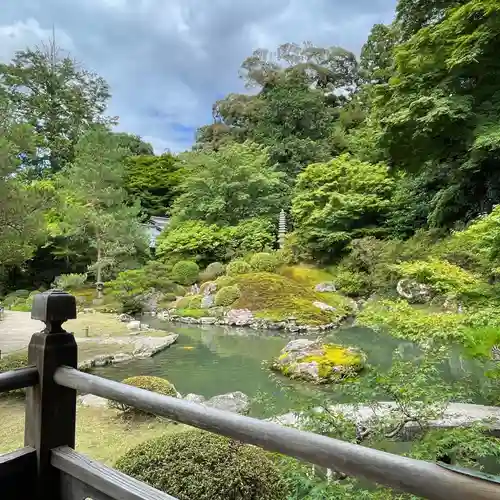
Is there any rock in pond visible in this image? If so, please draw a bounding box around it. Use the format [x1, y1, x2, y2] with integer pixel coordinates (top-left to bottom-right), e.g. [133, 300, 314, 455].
[272, 339, 366, 384]
[205, 392, 250, 414]
[226, 309, 254, 326]
[126, 320, 142, 331]
[396, 279, 433, 304]
[184, 393, 206, 404]
[315, 282, 336, 293]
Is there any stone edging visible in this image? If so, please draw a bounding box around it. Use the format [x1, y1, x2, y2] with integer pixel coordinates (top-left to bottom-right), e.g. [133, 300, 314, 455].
[78, 333, 178, 371]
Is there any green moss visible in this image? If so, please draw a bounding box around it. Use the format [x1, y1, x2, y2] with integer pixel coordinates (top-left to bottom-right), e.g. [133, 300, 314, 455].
[226, 260, 252, 276]
[279, 265, 335, 288]
[302, 345, 365, 380]
[214, 285, 241, 306]
[176, 308, 206, 318]
[232, 272, 352, 326]
[215, 276, 236, 288]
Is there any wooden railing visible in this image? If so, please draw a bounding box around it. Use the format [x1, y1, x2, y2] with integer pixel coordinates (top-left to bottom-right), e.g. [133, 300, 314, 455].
[0, 289, 499, 500]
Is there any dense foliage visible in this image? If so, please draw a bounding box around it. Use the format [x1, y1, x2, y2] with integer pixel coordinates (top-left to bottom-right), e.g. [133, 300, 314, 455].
[115, 430, 287, 500]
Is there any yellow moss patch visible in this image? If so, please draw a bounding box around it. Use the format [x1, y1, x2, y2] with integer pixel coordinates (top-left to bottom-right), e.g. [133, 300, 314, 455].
[231, 272, 352, 326]
[302, 344, 365, 380]
[279, 265, 335, 289]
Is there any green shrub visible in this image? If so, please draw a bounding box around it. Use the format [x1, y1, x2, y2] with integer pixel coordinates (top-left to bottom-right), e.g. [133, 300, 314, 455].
[52, 273, 88, 290]
[106, 263, 177, 313]
[171, 261, 199, 286]
[249, 252, 279, 273]
[11, 290, 30, 298]
[214, 285, 241, 306]
[0, 352, 28, 372]
[176, 308, 207, 318]
[115, 430, 287, 500]
[392, 258, 483, 298]
[226, 260, 251, 276]
[215, 276, 236, 288]
[356, 299, 467, 342]
[175, 294, 202, 309]
[109, 376, 177, 414]
[331, 267, 369, 296]
[200, 262, 226, 282]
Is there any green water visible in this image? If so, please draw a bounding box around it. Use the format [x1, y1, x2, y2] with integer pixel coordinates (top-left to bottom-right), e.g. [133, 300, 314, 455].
[93, 320, 487, 417]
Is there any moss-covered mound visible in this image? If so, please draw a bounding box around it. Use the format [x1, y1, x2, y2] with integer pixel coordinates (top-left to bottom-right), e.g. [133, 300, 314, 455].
[231, 272, 352, 326]
[109, 375, 177, 414]
[272, 339, 365, 383]
[167, 264, 354, 328]
[115, 429, 287, 500]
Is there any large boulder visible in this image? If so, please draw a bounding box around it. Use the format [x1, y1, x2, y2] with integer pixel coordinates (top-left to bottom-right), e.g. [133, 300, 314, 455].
[272, 340, 366, 384]
[396, 279, 433, 304]
[205, 391, 250, 414]
[226, 309, 254, 326]
[184, 393, 206, 404]
[201, 294, 215, 309]
[315, 282, 337, 293]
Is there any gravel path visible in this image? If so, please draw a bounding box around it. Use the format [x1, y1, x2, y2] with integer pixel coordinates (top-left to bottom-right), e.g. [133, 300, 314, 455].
[0, 311, 44, 355]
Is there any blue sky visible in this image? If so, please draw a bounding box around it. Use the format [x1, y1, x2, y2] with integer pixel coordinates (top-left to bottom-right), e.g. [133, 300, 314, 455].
[0, 0, 397, 153]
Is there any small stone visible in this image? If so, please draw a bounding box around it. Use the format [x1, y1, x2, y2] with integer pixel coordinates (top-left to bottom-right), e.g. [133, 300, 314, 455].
[313, 301, 336, 312]
[112, 353, 134, 364]
[126, 320, 142, 330]
[315, 282, 336, 293]
[184, 393, 206, 404]
[93, 354, 113, 367]
[118, 313, 133, 322]
[226, 309, 254, 326]
[205, 392, 250, 414]
[78, 394, 108, 408]
[200, 317, 216, 325]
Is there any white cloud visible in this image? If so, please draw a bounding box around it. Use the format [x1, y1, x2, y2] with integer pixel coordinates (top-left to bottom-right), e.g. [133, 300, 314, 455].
[0, 1, 397, 151]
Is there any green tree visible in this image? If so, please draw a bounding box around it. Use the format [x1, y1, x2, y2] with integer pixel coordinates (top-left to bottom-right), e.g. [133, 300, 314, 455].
[372, 0, 500, 229]
[0, 97, 50, 267]
[0, 37, 113, 175]
[113, 132, 154, 156]
[54, 127, 148, 293]
[124, 153, 184, 217]
[292, 154, 394, 260]
[171, 142, 286, 226]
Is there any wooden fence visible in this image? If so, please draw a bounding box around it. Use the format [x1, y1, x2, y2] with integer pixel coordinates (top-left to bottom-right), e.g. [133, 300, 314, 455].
[0, 289, 499, 499]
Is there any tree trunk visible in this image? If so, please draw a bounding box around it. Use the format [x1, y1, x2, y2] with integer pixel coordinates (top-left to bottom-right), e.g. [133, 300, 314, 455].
[96, 240, 102, 299]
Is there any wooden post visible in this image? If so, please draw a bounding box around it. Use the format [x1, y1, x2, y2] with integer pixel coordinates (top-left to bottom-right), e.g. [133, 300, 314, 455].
[25, 289, 77, 500]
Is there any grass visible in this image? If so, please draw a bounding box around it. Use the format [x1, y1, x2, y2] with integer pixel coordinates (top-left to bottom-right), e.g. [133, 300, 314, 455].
[0, 398, 186, 465]
[65, 312, 169, 339]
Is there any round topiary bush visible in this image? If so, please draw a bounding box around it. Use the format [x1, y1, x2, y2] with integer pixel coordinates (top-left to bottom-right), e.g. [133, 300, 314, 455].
[171, 261, 200, 286]
[214, 285, 241, 306]
[249, 252, 279, 273]
[200, 262, 226, 282]
[109, 376, 177, 414]
[226, 260, 251, 276]
[115, 430, 287, 500]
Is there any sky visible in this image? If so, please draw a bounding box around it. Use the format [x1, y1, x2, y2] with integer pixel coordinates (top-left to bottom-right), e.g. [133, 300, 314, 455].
[0, 0, 397, 154]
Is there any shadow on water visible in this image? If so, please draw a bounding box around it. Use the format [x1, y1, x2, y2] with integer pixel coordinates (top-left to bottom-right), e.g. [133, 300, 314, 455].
[92, 320, 489, 418]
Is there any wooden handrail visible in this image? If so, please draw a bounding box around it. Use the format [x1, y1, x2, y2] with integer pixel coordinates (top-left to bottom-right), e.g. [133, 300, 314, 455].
[54, 365, 500, 500]
[0, 367, 38, 393]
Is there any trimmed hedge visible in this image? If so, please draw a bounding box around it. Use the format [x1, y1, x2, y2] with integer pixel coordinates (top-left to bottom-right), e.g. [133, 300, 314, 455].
[171, 261, 200, 286]
[115, 430, 287, 500]
[109, 376, 177, 414]
[249, 252, 279, 273]
[226, 260, 251, 276]
[214, 285, 241, 307]
[200, 262, 226, 282]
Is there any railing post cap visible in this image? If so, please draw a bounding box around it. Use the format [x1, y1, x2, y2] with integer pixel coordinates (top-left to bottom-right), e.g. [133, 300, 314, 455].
[31, 289, 77, 325]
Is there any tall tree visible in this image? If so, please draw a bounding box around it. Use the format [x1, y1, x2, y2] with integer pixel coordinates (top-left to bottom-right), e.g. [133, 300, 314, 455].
[124, 153, 185, 218]
[0, 35, 113, 175]
[374, 0, 500, 228]
[54, 127, 147, 292]
[0, 96, 50, 267]
[172, 141, 287, 226]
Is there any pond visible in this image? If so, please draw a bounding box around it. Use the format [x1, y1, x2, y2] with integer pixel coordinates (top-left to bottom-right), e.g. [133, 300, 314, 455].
[93, 319, 488, 418]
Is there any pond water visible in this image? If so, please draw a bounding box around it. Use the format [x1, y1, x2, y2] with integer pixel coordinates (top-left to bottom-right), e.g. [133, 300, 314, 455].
[93, 319, 488, 417]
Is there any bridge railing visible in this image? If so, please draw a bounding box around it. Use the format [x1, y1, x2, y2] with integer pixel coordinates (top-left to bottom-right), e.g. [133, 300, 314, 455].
[0, 290, 499, 500]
